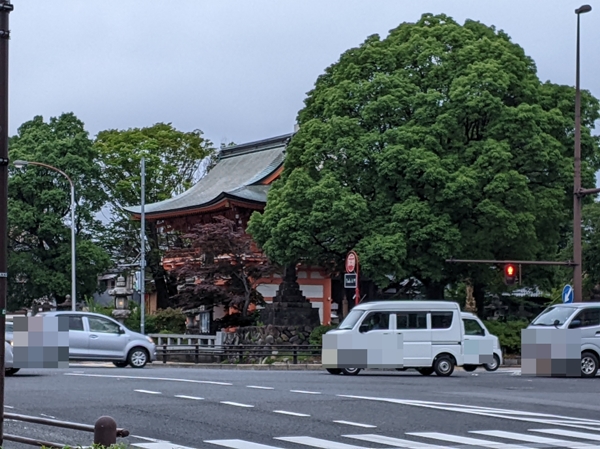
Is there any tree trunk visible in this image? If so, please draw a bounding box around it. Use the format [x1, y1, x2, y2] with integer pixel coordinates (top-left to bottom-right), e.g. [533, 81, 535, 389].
[424, 281, 445, 300]
[473, 283, 486, 320]
[147, 221, 170, 310]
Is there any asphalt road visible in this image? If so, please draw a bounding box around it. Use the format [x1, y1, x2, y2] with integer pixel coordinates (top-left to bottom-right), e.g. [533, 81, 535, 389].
[4, 363, 600, 449]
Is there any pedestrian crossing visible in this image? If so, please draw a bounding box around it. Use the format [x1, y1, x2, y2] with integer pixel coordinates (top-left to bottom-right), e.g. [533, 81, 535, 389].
[130, 427, 600, 449]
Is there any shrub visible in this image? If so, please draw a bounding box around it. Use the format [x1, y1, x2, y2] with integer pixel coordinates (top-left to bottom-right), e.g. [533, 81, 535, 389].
[309, 324, 337, 346]
[124, 306, 186, 334]
[483, 319, 529, 356]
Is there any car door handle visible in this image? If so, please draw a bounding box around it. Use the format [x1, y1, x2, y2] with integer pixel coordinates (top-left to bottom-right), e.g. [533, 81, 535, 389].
[90, 334, 99, 339]
[595, 331, 600, 336]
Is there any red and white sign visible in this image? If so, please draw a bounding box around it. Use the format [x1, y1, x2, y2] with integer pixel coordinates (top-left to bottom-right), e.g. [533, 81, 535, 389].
[346, 252, 356, 273]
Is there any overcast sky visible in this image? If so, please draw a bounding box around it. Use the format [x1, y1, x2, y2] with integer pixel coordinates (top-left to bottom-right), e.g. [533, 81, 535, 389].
[7, 1, 600, 150]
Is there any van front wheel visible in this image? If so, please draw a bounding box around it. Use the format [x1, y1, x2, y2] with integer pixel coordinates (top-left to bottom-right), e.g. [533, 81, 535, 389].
[434, 356, 455, 377]
[581, 352, 599, 378]
[342, 368, 361, 375]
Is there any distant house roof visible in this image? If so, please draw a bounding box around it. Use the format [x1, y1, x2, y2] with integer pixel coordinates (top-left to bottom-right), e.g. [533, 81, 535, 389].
[124, 133, 293, 219]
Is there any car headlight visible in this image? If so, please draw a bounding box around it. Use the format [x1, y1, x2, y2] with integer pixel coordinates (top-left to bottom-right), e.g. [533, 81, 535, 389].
[146, 336, 154, 344]
[7, 340, 12, 346]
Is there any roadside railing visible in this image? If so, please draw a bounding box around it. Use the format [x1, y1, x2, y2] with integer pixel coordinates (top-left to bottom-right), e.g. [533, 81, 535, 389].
[148, 332, 223, 347]
[156, 343, 322, 365]
[3, 413, 129, 448]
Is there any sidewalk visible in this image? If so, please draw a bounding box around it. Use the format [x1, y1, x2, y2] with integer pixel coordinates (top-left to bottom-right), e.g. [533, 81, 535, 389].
[149, 362, 521, 370]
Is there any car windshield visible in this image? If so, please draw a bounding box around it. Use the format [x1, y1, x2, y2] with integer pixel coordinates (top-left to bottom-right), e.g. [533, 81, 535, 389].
[338, 309, 365, 330]
[531, 306, 577, 326]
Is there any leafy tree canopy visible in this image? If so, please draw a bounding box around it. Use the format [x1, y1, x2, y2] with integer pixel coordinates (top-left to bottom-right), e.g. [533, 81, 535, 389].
[248, 13, 600, 299]
[8, 113, 111, 309]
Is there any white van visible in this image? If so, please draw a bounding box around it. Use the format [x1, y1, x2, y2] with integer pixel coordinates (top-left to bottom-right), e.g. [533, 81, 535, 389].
[322, 300, 502, 377]
[461, 311, 502, 372]
[527, 302, 600, 377]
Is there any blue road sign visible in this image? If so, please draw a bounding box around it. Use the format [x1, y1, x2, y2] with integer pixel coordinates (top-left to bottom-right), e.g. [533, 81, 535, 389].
[562, 284, 574, 304]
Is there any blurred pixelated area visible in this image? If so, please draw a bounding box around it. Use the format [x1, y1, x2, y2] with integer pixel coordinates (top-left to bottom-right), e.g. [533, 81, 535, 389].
[464, 339, 494, 365]
[322, 332, 404, 369]
[521, 328, 581, 377]
[12, 316, 69, 368]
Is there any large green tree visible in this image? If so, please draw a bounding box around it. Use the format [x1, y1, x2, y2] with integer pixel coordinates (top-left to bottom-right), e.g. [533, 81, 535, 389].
[8, 113, 111, 310]
[247, 13, 600, 310]
[94, 123, 216, 309]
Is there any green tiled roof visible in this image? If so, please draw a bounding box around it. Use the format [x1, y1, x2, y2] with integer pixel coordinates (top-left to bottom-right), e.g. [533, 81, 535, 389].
[124, 133, 292, 217]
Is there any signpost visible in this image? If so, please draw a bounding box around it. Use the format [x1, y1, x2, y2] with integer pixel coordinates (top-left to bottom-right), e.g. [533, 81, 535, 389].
[562, 284, 574, 304]
[346, 251, 360, 305]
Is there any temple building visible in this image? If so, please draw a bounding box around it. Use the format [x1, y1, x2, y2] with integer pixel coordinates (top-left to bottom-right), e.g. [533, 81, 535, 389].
[125, 133, 337, 332]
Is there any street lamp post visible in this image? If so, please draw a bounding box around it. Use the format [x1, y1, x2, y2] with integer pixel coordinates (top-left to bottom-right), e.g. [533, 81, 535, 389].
[13, 160, 76, 311]
[573, 4, 592, 303]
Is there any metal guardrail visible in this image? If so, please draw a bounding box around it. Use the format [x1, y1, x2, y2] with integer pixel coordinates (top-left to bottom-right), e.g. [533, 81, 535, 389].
[156, 344, 322, 365]
[3, 413, 129, 448]
[148, 333, 220, 346]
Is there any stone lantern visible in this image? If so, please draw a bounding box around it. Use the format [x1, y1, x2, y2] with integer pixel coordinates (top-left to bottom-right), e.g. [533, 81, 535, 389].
[108, 275, 133, 324]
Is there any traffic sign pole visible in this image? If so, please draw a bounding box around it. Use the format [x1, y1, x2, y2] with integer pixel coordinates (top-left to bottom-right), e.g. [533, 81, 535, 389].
[346, 251, 360, 305]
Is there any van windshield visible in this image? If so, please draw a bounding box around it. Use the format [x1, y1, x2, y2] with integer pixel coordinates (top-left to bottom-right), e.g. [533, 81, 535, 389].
[338, 309, 365, 330]
[531, 306, 577, 326]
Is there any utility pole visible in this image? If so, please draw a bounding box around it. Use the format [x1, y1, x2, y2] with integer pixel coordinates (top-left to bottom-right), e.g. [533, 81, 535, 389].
[140, 157, 146, 334]
[0, 1, 12, 444]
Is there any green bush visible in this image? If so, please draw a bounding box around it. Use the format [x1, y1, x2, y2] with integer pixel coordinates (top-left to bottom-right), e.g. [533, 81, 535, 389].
[483, 319, 529, 356]
[309, 324, 337, 346]
[124, 306, 186, 334]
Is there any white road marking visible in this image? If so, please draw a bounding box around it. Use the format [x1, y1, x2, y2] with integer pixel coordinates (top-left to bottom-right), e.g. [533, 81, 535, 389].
[336, 395, 600, 432]
[64, 372, 232, 385]
[273, 410, 310, 417]
[408, 432, 533, 449]
[530, 428, 600, 441]
[131, 443, 197, 449]
[332, 420, 376, 428]
[130, 436, 165, 443]
[4, 405, 13, 409]
[40, 413, 56, 419]
[290, 390, 321, 394]
[275, 436, 367, 448]
[247, 385, 274, 390]
[174, 395, 203, 400]
[205, 440, 284, 449]
[344, 434, 451, 448]
[220, 401, 254, 408]
[471, 430, 597, 448]
[134, 389, 162, 395]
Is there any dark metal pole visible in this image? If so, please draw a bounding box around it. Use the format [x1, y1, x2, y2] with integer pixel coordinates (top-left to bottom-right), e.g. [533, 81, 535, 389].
[0, 1, 12, 445]
[573, 5, 592, 303]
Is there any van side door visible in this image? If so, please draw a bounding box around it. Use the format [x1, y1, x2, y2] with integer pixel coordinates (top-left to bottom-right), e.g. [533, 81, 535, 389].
[357, 311, 401, 368]
[395, 311, 431, 367]
[463, 317, 494, 366]
[569, 307, 600, 354]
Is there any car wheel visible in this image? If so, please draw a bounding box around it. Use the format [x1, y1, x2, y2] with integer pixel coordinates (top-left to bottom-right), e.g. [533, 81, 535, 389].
[417, 367, 434, 376]
[326, 368, 342, 375]
[581, 352, 599, 378]
[128, 347, 149, 368]
[484, 354, 500, 372]
[5, 368, 19, 376]
[341, 368, 361, 375]
[463, 365, 477, 372]
[434, 355, 455, 377]
[113, 361, 128, 368]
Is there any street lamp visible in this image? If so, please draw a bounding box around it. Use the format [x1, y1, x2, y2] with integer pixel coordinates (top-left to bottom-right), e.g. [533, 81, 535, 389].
[573, 4, 592, 303]
[13, 160, 76, 311]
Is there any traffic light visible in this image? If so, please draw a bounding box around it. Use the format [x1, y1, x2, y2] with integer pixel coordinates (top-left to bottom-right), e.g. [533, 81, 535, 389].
[504, 264, 517, 285]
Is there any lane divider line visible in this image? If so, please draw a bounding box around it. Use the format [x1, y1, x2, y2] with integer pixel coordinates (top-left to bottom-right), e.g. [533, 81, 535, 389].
[134, 389, 162, 395]
[333, 420, 377, 428]
[290, 390, 321, 395]
[175, 395, 203, 400]
[220, 401, 254, 408]
[247, 385, 274, 390]
[273, 410, 311, 417]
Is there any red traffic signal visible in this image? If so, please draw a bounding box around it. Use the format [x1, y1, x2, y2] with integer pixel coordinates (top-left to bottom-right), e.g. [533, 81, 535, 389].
[504, 264, 517, 285]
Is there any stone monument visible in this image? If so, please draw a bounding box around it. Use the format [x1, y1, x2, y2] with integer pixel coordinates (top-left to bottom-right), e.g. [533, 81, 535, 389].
[108, 276, 133, 324]
[260, 263, 320, 327]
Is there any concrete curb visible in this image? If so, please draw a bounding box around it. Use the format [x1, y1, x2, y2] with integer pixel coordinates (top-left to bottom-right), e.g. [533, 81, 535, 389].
[149, 362, 521, 370]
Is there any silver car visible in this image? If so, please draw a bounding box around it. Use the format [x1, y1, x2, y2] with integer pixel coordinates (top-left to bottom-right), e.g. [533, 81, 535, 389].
[36, 311, 156, 368]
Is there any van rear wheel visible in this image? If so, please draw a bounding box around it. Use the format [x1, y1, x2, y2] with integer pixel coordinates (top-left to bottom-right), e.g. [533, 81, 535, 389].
[342, 368, 361, 375]
[434, 356, 455, 377]
[581, 352, 599, 378]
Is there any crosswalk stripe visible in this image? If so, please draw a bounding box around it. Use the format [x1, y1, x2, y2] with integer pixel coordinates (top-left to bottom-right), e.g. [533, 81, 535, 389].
[204, 440, 284, 449]
[471, 430, 598, 448]
[530, 428, 600, 441]
[275, 436, 369, 448]
[343, 433, 453, 448]
[407, 432, 533, 449]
